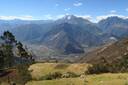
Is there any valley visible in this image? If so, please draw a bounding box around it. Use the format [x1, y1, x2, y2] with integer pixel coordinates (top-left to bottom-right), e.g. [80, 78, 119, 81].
[1, 15, 128, 60]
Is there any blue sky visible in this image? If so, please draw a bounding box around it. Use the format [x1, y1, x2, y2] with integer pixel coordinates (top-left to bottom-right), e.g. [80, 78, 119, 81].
[0, 0, 128, 22]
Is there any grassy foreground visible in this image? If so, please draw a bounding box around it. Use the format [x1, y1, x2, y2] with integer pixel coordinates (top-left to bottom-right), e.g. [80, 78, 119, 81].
[26, 73, 128, 85]
[26, 63, 128, 85]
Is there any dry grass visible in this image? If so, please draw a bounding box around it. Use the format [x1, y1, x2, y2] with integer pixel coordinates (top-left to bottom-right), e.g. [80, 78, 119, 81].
[29, 63, 89, 79]
[26, 78, 84, 85]
[27, 63, 128, 85]
[26, 73, 128, 85]
[87, 73, 128, 85]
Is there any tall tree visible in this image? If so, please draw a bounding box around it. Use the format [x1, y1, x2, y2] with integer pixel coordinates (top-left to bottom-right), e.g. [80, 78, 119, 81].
[0, 31, 16, 68]
[0, 31, 34, 85]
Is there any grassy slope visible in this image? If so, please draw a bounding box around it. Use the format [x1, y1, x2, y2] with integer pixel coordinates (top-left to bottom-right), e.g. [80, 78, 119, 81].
[27, 63, 128, 85]
[29, 63, 89, 79]
[27, 73, 128, 85]
[27, 78, 84, 85]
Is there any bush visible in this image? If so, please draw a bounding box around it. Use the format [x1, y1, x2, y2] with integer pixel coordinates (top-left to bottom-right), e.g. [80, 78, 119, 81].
[85, 63, 115, 74]
[87, 64, 110, 74]
[40, 72, 62, 80]
[62, 72, 79, 78]
[40, 71, 79, 80]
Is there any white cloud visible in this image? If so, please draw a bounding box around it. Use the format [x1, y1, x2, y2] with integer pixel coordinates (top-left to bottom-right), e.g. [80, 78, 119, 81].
[41, 14, 128, 23]
[44, 14, 53, 20]
[56, 14, 65, 19]
[110, 10, 117, 14]
[64, 8, 71, 11]
[0, 15, 33, 20]
[73, 2, 83, 7]
[76, 15, 93, 21]
[43, 14, 65, 20]
[43, 14, 93, 22]
[55, 14, 93, 21]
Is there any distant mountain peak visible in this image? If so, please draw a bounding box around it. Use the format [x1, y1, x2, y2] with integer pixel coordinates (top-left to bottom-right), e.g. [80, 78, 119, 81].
[99, 16, 125, 22]
[62, 14, 90, 21]
[55, 14, 91, 25]
[107, 16, 123, 20]
[62, 15, 77, 20]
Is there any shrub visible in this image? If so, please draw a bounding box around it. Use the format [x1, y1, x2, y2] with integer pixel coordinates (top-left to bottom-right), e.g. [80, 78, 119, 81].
[62, 72, 79, 78]
[87, 64, 110, 74]
[40, 72, 62, 80]
[40, 71, 79, 80]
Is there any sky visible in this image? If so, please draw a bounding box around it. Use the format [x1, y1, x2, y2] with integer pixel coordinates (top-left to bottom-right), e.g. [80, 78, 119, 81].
[0, 0, 128, 22]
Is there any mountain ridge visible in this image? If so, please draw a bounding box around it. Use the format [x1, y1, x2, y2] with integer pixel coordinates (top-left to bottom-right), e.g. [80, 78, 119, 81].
[0, 15, 128, 55]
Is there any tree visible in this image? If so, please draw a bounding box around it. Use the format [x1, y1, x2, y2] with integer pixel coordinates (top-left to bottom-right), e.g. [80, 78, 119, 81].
[0, 31, 33, 84]
[3, 44, 14, 67]
[16, 42, 34, 64]
[0, 49, 4, 69]
[16, 42, 29, 59]
[1, 31, 16, 44]
[0, 31, 16, 68]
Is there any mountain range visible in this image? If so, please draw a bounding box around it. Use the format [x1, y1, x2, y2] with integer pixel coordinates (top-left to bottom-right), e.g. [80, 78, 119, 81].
[0, 15, 128, 56]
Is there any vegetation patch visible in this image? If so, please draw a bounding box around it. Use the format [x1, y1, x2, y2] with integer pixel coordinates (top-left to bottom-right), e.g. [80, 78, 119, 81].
[87, 54, 128, 74]
[40, 71, 62, 80]
[29, 63, 89, 80]
[54, 63, 69, 69]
